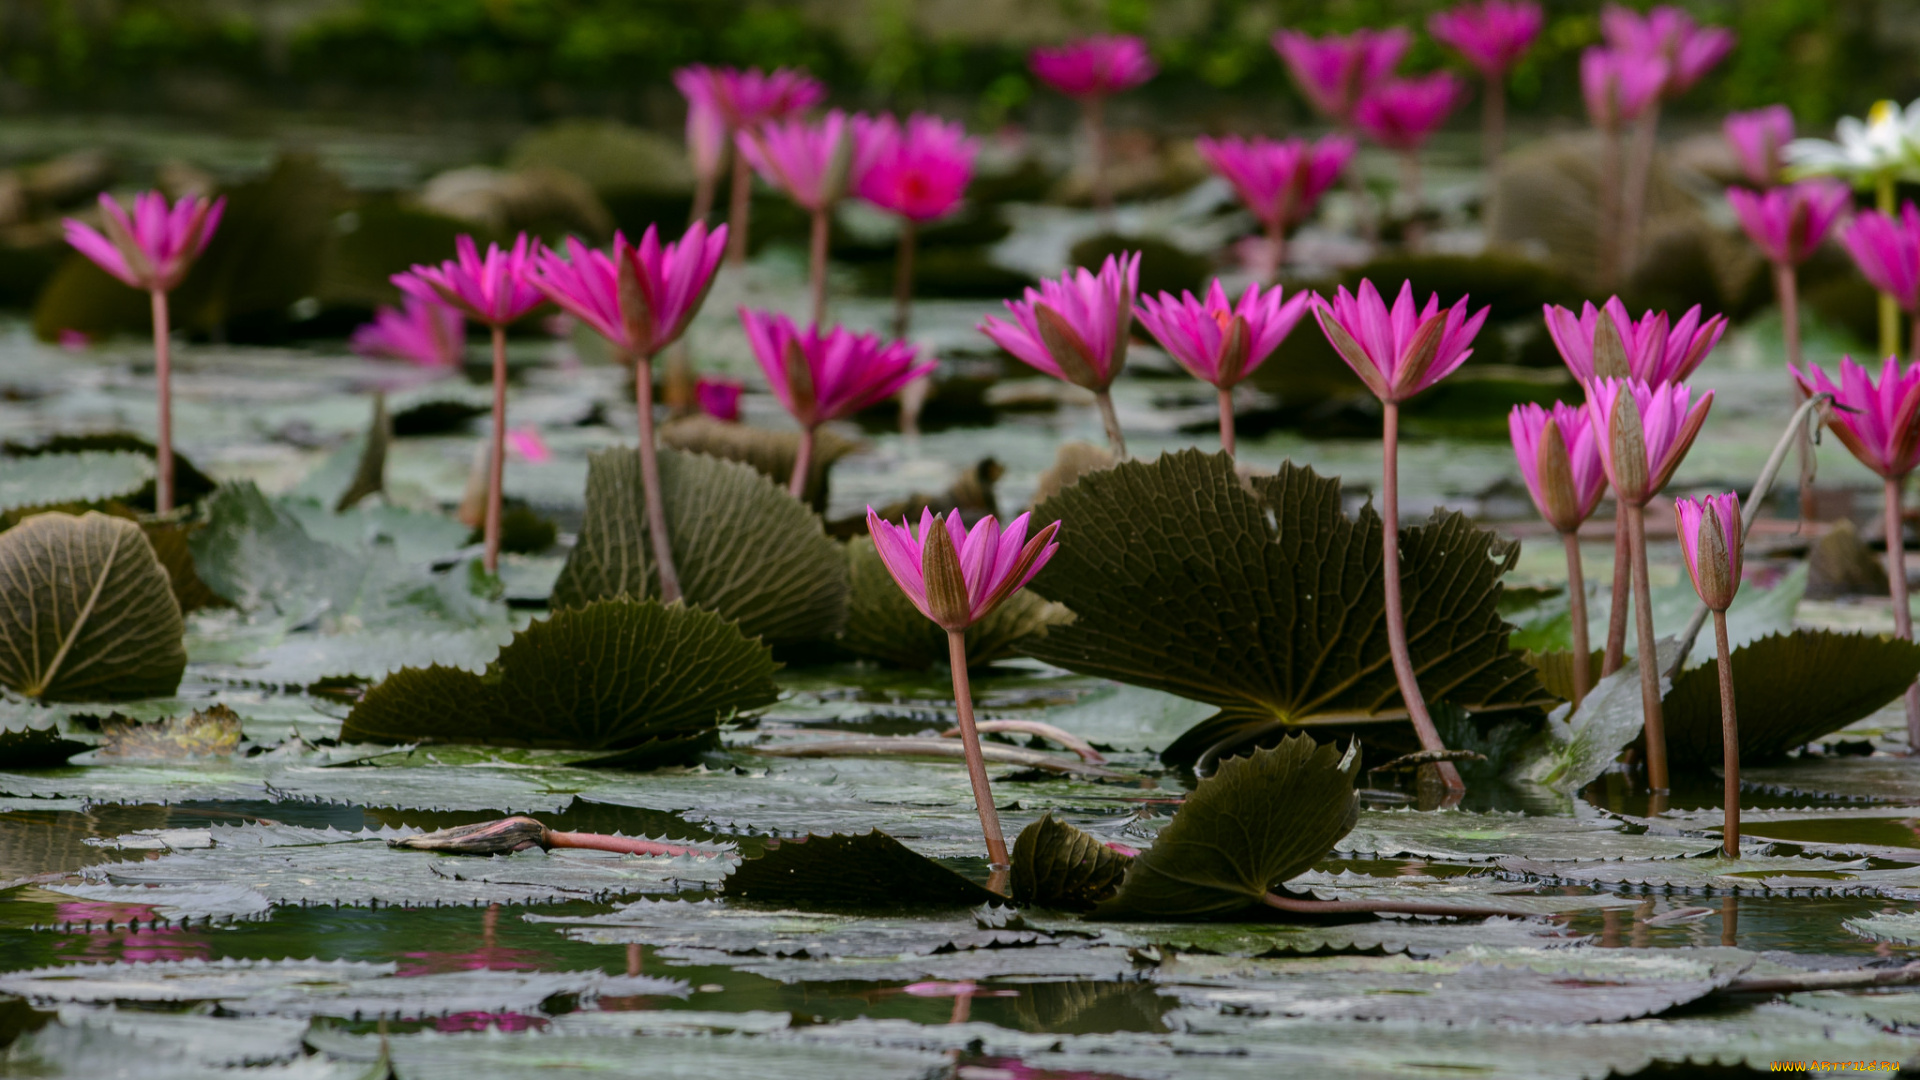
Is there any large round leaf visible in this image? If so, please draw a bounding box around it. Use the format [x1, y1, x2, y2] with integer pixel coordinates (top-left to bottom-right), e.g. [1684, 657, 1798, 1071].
[0, 511, 186, 701]
[551, 448, 848, 646]
[840, 536, 1070, 668]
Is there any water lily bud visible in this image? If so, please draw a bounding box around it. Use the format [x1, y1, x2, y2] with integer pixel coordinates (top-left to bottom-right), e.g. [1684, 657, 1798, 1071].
[1675, 492, 1742, 611]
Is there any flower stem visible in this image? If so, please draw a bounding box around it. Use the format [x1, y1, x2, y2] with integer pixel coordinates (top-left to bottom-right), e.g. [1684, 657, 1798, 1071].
[544, 830, 715, 858]
[1887, 475, 1920, 747]
[892, 218, 917, 340]
[1620, 103, 1660, 276]
[1603, 511, 1631, 676]
[1713, 607, 1740, 857]
[789, 426, 814, 500]
[484, 324, 507, 574]
[1264, 216, 1288, 286]
[726, 150, 753, 266]
[1563, 530, 1591, 710]
[1399, 151, 1425, 253]
[1094, 389, 1127, 459]
[1775, 260, 1816, 524]
[808, 206, 830, 326]
[1261, 891, 1515, 919]
[1626, 501, 1667, 791]
[149, 288, 174, 514]
[689, 172, 715, 227]
[1597, 127, 1622, 289]
[1881, 173, 1900, 359]
[1482, 74, 1506, 171]
[1217, 387, 1236, 456]
[1381, 402, 1465, 796]
[634, 355, 682, 604]
[947, 629, 1010, 873]
[1085, 95, 1110, 214]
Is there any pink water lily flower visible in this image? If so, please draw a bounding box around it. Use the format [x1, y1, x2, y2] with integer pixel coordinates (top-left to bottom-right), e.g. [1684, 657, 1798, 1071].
[1272, 27, 1411, 123]
[505, 428, 552, 464]
[741, 310, 932, 427]
[395, 234, 545, 327]
[866, 508, 1060, 633]
[1428, 0, 1543, 78]
[1509, 401, 1608, 533]
[851, 113, 978, 223]
[1581, 48, 1667, 130]
[1791, 355, 1920, 479]
[1194, 134, 1354, 235]
[1585, 377, 1714, 506]
[1600, 4, 1734, 98]
[1542, 298, 1729, 385]
[64, 191, 224, 292]
[1728, 179, 1851, 267]
[351, 295, 465, 368]
[1136, 280, 1309, 390]
[1028, 36, 1156, 99]
[1675, 492, 1742, 612]
[739, 110, 850, 214]
[1841, 203, 1920, 315]
[1724, 105, 1795, 188]
[978, 253, 1140, 393]
[1311, 279, 1490, 403]
[675, 65, 826, 130]
[673, 68, 732, 185]
[529, 222, 728, 360]
[695, 377, 744, 422]
[1354, 73, 1466, 152]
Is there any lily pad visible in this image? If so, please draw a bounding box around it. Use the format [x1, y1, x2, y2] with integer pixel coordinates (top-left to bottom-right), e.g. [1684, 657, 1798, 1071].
[1510, 641, 1678, 795]
[1291, 869, 1642, 915]
[660, 414, 858, 512]
[532, 898, 1044, 960]
[0, 1018, 365, 1079]
[340, 599, 779, 763]
[550, 447, 848, 646]
[1041, 915, 1577, 958]
[1021, 451, 1551, 765]
[1842, 910, 1920, 944]
[1336, 809, 1722, 863]
[1495, 853, 1903, 895]
[1511, 564, 1808, 669]
[1741, 755, 1920, 803]
[0, 451, 153, 513]
[722, 830, 1005, 910]
[1091, 734, 1361, 921]
[0, 511, 186, 701]
[1011, 811, 1131, 910]
[0, 701, 89, 767]
[1662, 630, 1920, 770]
[1788, 988, 1920, 1027]
[840, 536, 1071, 668]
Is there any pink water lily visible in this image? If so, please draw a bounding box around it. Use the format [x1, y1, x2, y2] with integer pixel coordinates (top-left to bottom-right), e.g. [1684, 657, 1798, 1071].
[674, 65, 826, 130]
[529, 222, 728, 361]
[1585, 377, 1714, 507]
[866, 506, 1062, 869]
[1271, 27, 1411, 124]
[673, 67, 732, 190]
[979, 253, 1140, 455]
[64, 191, 224, 293]
[695, 377, 744, 422]
[1311, 279, 1489, 404]
[1136, 280, 1309, 454]
[1842, 203, 1920, 320]
[395, 234, 546, 328]
[1509, 401, 1608, 534]
[1429, 0, 1542, 78]
[1600, 4, 1734, 99]
[1728, 180, 1851, 267]
[1675, 492, 1742, 613]
[1353, 73, 1465, 153]
[1028, 36, 1156, 99]
[742, 310, 934, 494]
[505, 428, 552, 464]
[738, 110, 850, 215]
[850, 113, 976, 223]
[351, 295, 465, 368]
[1724, 106, 1795, 188]
[1542, 298, 1729, 385]
[1580, 48, 1667, 130]
[1195, 134, 1353, 272]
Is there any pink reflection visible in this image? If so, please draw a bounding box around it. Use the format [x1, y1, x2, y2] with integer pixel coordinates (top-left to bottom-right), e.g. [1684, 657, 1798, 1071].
[395, 904, 544, 977]
[432, 1011, 548, 1033]
[960, 1058, 1133, 1080]
[52, 901, 210, 964]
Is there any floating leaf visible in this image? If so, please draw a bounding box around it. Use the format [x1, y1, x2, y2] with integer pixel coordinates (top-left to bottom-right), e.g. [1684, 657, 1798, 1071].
[0, 1016, 364, 1079]
[1022, 451, 1551, 766]
[0, 701, 89, 768]
[0, 451, 152, 513]
[722, 830, 1005, 910]
[534, 898, 1044, 961]
[96, 705, 242, 759]
[1512, 564, 1807, 669]
[1337, 809, 1721, 862]
[0, 511, 186, 701]
[1091, 734, 1361, 920]
[1291, 868, 1642, 915]
[140, 521, 227, 613]
[551, 448, 848, 646]
[1843, 910, 1920, 945]
[661, 414, 857, 511]
[1011, 812, 1132, 910]
[1740, 754, 1920, 803]
[840, 536, 1071, 668]
[341, 598, 778, 761]
[1510, 640, 1678, 795]
[1495, 853, 1902, 895]
[332, 392, 391, 511]
[1663, 630, 1920, 770]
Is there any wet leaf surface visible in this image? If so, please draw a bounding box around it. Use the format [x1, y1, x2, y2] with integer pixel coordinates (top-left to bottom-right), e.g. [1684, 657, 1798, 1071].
[1337, 809, 1721, 862]
[722, 830, 1005, 911]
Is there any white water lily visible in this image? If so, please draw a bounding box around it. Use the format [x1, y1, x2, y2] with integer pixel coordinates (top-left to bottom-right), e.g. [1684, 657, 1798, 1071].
[1785, 98, 1920, 184]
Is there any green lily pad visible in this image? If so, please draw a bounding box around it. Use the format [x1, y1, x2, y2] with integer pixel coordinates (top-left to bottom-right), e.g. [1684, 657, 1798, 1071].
[1291, 869, 1642, 915]
[279, 499, 471, 566]
[839, 536, 1071, 668]
[1336, 809, 1722, 862]
[1035, 915, 1576, 958]
[341, 599, 779, 763]
[1741, 755, 1920, 803]
[1788, 988, 1920, 1027]
[660, 414, 857, 512]
[1021, 451, 1552, 766]
[1495, 853, 1904, 895]
[532, 898, 1043, 960]
[551, 448, 848, 647]
[0, 451, 153, 513]
[1662, 630, 1920, 770]
[1510, 564, 1808, 670]
[1842, 910, 1920, 944]
[1510, 641, 1678, 795]
[721, 830, 1005, 911]
[0, 698, 89, 767]
[0, 511, 186, 701]
[1011, 811, 1131, 910]
[0, 1017, 368, 1079]
[1091, 734, 1361, 921]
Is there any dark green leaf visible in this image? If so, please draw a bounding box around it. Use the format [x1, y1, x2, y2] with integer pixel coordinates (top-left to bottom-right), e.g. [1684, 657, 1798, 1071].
[341, 598, 779, 759]
[0, 511, 186, 701]
[1664, 629, 1920, 770]
[551, 448, 848, 646]
[661, 414, 857, 511]
[0, 451, 151, 513]
[333, 391, 390, 511]
[1092, 733, 1361, 920]
[1010, 812, 1131, 910]
[722, 830, 1005, 910]
[840, 536, 1070, 668]
[1022, 450, 1551, 765]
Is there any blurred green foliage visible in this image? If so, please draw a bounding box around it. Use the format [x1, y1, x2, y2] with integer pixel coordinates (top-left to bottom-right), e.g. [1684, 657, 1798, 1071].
[0, 0, 1910, 126]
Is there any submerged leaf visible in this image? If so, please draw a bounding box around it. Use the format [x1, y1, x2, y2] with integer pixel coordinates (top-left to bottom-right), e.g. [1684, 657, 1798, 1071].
[1022, 450, 1551, 765]
[341, 598, 779, 761]
[1011, 812, 1133, 910]
[551, 448, 848, 646]
[1663, 630, 1920, 770]
[722, 830, 1005, 910]
[1092, 734, 1361, 920]
[840, 536, 1071, 668]
[0, 512, 186, 701]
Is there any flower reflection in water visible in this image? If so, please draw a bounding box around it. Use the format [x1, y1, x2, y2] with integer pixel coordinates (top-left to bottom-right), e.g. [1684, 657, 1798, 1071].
[52, 901, 210, 964]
